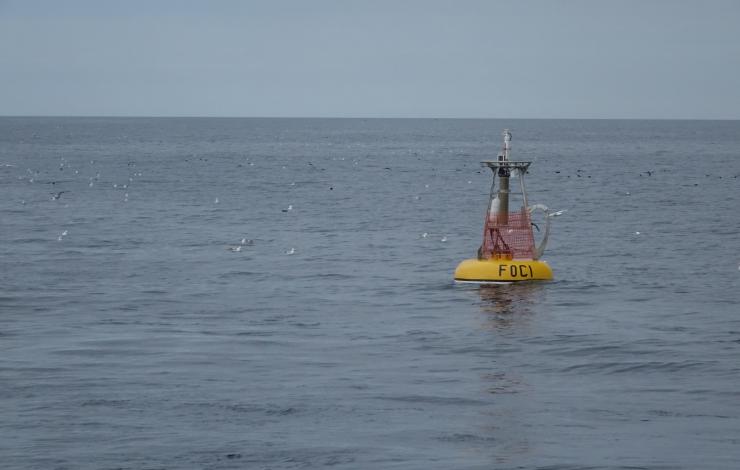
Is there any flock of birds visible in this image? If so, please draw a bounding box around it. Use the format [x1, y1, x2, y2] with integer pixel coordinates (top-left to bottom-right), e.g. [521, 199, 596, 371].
[20, 154, 739, 269]
[11, 156, 308, 255]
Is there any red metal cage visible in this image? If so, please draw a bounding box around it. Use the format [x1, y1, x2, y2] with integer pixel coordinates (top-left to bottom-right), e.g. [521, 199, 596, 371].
[480, 208, 535, 260]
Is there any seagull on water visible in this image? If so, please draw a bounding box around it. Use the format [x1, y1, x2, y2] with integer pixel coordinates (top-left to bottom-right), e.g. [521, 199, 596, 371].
[286, 247, 295, 255]
[51, 191, 67, 200]
[282, 204, 293, 212]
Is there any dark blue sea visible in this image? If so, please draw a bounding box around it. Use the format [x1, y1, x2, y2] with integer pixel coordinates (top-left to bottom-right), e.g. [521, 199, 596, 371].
[2, 117, 740, 469]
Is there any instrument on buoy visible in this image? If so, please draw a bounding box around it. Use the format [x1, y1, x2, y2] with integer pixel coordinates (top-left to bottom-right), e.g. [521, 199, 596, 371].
[454, 129, 554, 283]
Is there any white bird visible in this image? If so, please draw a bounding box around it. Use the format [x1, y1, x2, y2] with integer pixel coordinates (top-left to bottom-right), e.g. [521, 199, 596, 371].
[227, 246, 242, 252]
[549, 209, 567, 217]
[286, 247, 295, 255]
[441, 236, 447, 242]
[214, 197, 219, 204]
[635, 231, 641, 235]
[282, 204, 293, 213]
[421, 232, 428, 238]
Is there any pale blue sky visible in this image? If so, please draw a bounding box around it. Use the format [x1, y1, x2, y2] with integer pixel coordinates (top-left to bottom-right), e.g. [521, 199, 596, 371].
[1, 0, 738, 118]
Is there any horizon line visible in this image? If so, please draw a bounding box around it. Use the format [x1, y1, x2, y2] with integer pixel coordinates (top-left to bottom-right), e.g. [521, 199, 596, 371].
[1, 114, 739, 121]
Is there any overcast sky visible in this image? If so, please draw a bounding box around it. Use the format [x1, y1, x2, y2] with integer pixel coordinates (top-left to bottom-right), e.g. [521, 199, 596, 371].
[1, 0, 738, 119]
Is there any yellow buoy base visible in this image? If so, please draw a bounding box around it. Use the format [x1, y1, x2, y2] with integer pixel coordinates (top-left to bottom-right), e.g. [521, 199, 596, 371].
[454, 258, 553, 283]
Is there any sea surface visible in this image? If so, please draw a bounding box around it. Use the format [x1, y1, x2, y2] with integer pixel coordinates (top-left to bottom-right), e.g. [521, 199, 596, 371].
[1, 117, 739, 469]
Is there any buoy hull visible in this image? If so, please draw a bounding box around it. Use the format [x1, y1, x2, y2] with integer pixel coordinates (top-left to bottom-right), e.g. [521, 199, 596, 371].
[454, 258, 553, 283]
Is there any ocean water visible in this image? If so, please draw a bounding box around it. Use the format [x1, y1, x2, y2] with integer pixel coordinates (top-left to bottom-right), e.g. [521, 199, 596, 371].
[1, 117, 739, 469]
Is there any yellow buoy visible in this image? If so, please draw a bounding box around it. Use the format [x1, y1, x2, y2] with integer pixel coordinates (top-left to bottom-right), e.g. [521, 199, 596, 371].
[454, 129, 555, 284]
[454, 258, 553, 283]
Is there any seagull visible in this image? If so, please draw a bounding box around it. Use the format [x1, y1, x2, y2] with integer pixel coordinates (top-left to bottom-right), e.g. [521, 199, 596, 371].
[282, 204, 293, 212]
[286, 247, 295, 255]
[214, 197, 219, 204]
[635, 231, 641, 235]
[421, 232, 428, 238]
[51, 191, 67, 200]
[240, 238, 254, 246]
[548, 209, 567, 217]
[57, 230, 68, 241]
[441, 236, 447, 242]
[227, 246, 242, 252]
